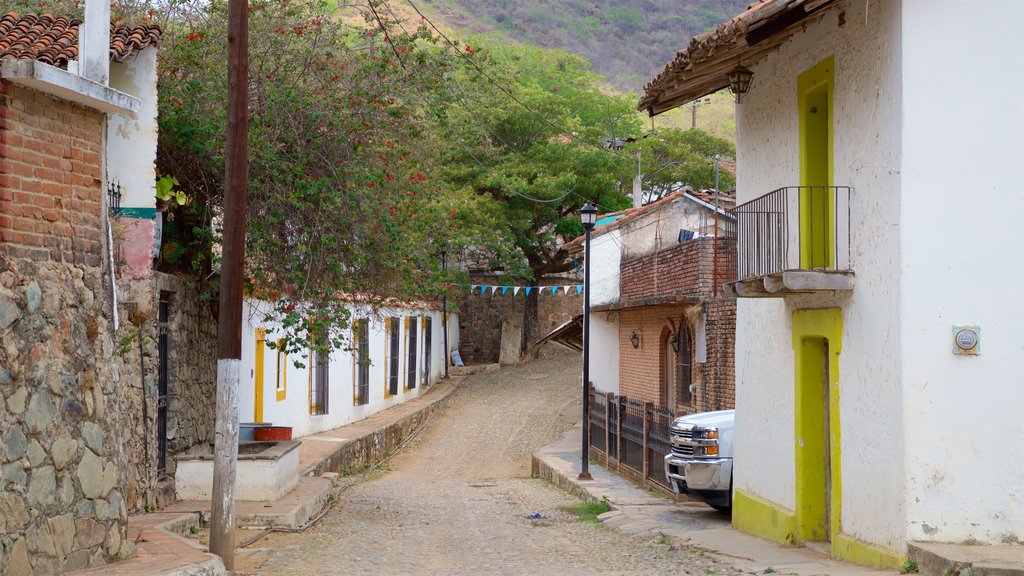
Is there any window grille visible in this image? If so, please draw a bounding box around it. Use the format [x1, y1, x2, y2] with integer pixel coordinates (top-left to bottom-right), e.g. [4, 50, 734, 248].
[406, 317, 418, 390]
[677, 326, 693, 406]
[355, 318, 369, 405]
[422, 317, 432, 387]
[310, 349, 329, 415]
[387, 317, 400, 396]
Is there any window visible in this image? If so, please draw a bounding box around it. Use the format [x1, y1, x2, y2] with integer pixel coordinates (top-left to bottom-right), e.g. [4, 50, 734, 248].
[386, 317, 400, 397]
[677, 326, 693, 406]
[309, 348, 329, 415]
[275, 339, 287, 401]
[354, 318, 369, 406]
[406, 317, 417, 390]
[422, 316, 432, 387]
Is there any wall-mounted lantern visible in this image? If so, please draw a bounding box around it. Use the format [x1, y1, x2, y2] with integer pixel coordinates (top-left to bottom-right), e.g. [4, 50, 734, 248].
[630, 331, 641, 349]
[728, 65, 754, 103]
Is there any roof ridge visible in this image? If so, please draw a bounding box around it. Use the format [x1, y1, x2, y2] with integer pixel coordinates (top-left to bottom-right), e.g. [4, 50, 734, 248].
[0, 12, 162, 68]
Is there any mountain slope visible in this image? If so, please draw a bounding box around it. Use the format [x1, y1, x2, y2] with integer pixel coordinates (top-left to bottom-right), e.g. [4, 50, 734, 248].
[419, 0, 748, 93]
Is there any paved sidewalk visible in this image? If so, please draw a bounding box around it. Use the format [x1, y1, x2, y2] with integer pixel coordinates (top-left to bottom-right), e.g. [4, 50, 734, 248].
[533, 424, 896, 576]
[71, 374, 465, 576]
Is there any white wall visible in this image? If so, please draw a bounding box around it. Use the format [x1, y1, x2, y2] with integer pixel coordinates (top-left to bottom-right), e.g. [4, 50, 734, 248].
[107, 47, 158, 211]
[733, 0, 906, 550]
[898, 0, 1024, 544]
[588, 312, 620, 395]
[239, 300, 457, 438]
[589, 228, 621, 307]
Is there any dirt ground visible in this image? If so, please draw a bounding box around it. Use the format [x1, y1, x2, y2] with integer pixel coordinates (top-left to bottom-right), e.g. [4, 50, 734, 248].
[234, 348, 744, 575]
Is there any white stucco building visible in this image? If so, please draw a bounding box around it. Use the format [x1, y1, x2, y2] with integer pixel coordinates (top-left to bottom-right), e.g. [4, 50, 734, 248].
[239, 300, 457, 438]
[640, 0, 1023, 569]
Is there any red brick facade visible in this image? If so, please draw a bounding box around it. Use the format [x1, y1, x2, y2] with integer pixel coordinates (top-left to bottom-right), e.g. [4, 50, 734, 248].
[616, 236, 736, 414]
[0, 82, 104, 266]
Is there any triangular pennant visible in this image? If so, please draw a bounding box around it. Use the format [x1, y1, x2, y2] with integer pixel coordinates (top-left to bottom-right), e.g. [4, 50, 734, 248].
[501, 286, 508, 295]
[551, 286, 558, 295]
[525, 286, 533, 296]
[513, 287, 521, 296]
[481, 286, 489, 295]
[563, 285, 571, 294]
[576, 285, 583, 295]
[472, 284, 479, 292]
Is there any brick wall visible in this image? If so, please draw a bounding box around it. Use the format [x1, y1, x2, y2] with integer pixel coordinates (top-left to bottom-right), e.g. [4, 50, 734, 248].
[620, 237, 715, 302]
[616, 298, 736, 413]
[0, 83, 104, 266]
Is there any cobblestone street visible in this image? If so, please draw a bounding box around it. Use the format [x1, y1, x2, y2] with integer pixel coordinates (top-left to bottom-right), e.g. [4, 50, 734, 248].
[235, 350, 744, 576]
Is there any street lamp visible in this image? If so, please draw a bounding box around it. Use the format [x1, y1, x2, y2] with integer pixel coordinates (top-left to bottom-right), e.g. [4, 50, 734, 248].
[579, 201, 598, 481]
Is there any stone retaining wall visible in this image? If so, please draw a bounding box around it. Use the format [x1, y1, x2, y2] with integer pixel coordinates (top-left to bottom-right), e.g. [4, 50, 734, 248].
[0, 258, 217, 573]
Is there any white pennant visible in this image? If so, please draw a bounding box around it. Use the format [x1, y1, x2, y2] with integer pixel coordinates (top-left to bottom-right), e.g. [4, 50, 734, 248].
[513, 287, 521, 296]
[563, 285, 571, 294]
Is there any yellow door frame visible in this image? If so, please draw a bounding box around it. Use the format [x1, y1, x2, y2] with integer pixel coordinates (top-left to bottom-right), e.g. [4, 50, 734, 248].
[798, 55, 835, 269]
[254, 328, 266, 422]
[275, 339, 287, 402]
[792, 308, 842, 544]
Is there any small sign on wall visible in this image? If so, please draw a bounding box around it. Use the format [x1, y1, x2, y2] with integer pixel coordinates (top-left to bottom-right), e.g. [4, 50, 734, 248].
[952, 325, 980, 356]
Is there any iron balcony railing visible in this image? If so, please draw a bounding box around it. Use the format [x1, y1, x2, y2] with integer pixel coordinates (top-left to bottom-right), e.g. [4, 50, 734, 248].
[733, 186, 851, 280]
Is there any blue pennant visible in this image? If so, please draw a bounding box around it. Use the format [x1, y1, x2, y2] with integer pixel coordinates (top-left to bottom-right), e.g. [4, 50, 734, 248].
[576, 285, 583, 295]
[525, 286, 532, 296]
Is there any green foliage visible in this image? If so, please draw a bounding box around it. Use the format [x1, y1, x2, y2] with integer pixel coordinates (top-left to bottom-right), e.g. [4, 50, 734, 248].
[901, 559, 920, 574]
[418, 0, 748, 92]
[562, 497, 612, 524]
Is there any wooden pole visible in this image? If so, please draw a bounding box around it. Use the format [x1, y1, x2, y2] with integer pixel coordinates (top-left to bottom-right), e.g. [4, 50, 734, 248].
[209, 0, 248, 568]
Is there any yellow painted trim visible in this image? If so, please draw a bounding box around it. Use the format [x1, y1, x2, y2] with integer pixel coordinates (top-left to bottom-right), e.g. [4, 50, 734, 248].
[403, 316, 413, 391]
[383, 317, 393, 399]
[308, 347, 314, 413]
[832, 533, 903, 570]
[352, 323, 359, 406]
[798, 55, 835, 269]
[732, 489, 797, 544]
[792, 308, 843, 543]
[254, 328, 266, 422]
[275, 339, 287, 402]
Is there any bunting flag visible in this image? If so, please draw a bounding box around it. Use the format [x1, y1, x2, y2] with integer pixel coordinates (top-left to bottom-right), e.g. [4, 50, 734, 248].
[468, 284, 583, 296]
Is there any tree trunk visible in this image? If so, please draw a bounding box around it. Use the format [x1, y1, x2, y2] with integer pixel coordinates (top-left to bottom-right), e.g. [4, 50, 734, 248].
[521, 283, 539, 353]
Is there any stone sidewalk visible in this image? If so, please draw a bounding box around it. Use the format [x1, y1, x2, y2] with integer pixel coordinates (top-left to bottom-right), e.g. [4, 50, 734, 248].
[533, 424, 897, 576]
[69, 373, 466, 575]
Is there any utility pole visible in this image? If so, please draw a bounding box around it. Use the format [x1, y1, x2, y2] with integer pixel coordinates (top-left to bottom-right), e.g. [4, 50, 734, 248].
[210, 0, 249, 568]
[690, 97, 711, 129]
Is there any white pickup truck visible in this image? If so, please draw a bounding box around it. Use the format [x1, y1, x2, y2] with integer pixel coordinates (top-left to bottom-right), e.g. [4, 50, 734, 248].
[664, 409, 735, 512]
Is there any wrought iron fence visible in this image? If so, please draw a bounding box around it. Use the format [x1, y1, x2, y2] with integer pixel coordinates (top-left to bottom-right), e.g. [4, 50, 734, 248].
[646, 406, 673, 488]
[587, 391, 674, 490]
[733, 186, 851, 280]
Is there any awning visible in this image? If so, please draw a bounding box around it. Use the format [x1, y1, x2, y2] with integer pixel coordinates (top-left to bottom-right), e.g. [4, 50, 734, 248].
[533, 315, 582, 352]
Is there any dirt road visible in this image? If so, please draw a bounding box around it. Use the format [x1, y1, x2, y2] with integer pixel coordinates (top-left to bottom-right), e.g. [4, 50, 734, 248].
[236, 350, 740, 575]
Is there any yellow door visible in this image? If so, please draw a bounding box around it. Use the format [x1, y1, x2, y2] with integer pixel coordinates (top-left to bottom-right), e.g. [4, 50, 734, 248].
[254, 328, 265, 422]
[792, 309, 842, 544]
[798, 56, 835, 269]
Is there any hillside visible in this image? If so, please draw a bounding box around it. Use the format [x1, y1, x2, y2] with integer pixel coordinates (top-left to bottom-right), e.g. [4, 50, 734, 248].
[419, 0, 748, 93]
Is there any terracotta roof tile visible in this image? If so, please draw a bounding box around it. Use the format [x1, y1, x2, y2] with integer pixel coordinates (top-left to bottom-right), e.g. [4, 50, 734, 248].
[0, 12, 162, 69]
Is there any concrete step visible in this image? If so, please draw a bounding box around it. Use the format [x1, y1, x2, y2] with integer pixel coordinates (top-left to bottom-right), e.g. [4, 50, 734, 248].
[908, 541, 1024, 576]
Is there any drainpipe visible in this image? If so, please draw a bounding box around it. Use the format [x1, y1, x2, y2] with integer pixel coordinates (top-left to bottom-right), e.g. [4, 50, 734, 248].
[79, 0, 110, 85]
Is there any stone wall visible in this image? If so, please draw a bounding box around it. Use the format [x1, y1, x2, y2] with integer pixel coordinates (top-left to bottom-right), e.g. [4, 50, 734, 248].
[457, 276, 583, 364]
[0, 81, 218, 574]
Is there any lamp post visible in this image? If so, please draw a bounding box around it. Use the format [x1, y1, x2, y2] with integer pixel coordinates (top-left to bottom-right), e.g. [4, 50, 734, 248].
[441, 245, 448, 379]
[579, 201, 598, 480]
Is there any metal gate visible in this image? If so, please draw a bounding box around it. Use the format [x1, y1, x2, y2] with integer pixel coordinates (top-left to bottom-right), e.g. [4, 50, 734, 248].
[156, 297, 169, 475]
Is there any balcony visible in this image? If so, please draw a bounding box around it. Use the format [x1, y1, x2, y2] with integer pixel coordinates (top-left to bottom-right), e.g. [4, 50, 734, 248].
[724, 186, 854, 298]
